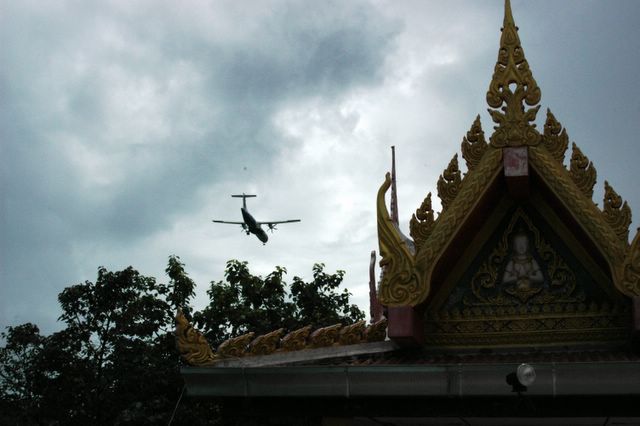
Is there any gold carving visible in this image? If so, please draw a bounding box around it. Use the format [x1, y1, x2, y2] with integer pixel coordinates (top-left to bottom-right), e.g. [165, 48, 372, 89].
[217, 333, 254, 358]
[309, 324, 342, 348]
[364, 318, 388, 342]
[467, 209, 578, 306]
[425, 302, 631, 348]
[377, 172, 421, 306]
[569, 142, 597, 199]
[486, 0, 541, 148]
[281, 325, 312, 352]
[437, 154, 462, 211]
[376, 0, 637, 307]
[528, 147, 640, 297]
[602, 181, 632, 243]
[249, 328, 284, 356]
[411, 149, 503, 305]
[175, 309, 219, 366]
[461, 115, 488, 171]
[620, 230, 640, 296]
[339, 320, 366, 345]
[529, 147, 626, 265]
[409, 193, 435, 249]
[542, 109, 569, 163]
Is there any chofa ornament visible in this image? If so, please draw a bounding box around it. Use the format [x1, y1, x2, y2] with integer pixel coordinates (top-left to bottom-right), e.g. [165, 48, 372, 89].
[376, 0, 640, 308]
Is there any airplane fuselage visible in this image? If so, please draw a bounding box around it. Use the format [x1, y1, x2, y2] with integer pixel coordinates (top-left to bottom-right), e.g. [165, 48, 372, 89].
[212, 193, 299, 244]
[241, 208, 268, 243]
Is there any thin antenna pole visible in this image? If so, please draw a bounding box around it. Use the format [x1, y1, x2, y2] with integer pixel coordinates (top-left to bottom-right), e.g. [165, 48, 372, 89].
[390, 146, 399, 226]
[368, 250, 382, 323]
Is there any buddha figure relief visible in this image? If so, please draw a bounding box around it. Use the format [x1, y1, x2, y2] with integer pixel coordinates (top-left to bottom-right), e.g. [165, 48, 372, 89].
[501, 230, 544, 293]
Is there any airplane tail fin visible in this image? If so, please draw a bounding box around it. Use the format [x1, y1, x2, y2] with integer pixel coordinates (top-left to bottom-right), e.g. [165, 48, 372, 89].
[231, 193, 256, 209]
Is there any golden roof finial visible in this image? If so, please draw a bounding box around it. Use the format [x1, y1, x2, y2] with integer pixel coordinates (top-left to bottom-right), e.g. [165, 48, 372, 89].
[487, 0, 542, 148]
[503, 0, 515, 27]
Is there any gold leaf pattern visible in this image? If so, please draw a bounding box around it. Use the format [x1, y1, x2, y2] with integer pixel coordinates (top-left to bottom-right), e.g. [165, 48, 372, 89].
[280, 325, 312, 352]
[426, 300, 630, 347]
[175, 309, 219, 366]
[529, 147, 626, 263]
[249, 328, 284, 356]
[603, 181, 632, 243]
[542, 109, 569, 163]
[309, 324, 342, 348]
[217, 332, 255, 358]
[569, 142, 596, 199]
[363, 318, 388, 342]
[409, 149, 504, 306]
[437, 154, 461, 211]
[486, 0, 541, 148]
[409, 193, 435, 249]
[338, 320, 366, 345]
[528, 147, 637, 297]
[461, 115, 488, 171]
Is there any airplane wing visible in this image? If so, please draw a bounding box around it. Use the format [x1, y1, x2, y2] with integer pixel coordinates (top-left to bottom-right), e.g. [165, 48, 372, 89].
[212, 220, 245, 225]
[258, 219, 301, 226]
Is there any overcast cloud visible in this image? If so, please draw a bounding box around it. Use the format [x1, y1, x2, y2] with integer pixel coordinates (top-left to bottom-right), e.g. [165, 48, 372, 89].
[2, 0, 640, 335]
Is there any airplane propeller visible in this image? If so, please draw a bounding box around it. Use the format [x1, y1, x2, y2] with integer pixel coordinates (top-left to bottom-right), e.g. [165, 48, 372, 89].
[267, 224, 278, 233]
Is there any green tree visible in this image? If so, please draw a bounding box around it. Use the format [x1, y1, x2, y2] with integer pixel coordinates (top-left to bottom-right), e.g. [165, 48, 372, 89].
[0, 323, 45, 425]
[194, 260, 364, 347]
[0, 256, 195, 425]
[0, 257, 364, 425]
[290, 262, 364, 328]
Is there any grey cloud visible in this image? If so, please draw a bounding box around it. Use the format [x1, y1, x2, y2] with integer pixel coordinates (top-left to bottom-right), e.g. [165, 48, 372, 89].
[1, 0, 400, 332]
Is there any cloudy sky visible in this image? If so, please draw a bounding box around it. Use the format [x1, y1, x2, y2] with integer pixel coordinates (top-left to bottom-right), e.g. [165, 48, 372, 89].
[2, 0, 639, 335]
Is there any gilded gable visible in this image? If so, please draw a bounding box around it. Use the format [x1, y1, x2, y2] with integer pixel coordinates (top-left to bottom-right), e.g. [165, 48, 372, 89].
[376, 0, 639, 347]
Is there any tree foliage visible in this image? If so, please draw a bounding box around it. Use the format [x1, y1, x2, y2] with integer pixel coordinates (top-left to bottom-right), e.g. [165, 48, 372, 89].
[0, 257, 364, 424]
[194, 260, 363, 347]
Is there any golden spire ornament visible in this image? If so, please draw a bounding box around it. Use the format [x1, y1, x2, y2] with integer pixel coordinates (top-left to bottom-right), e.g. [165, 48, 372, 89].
[487, 0, 542, 148]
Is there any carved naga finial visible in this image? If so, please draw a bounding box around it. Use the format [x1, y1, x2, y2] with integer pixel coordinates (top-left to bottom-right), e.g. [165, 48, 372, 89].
[309, 324, 342, 348]
[410, 192, 435, 249]
[543, 109, 569, 163]
[175, 308, 219, 366]
[437, 154, 461, 211]
[602, 181, 632, 243]
[339, 320, 366, 345]
[249, 328, 284, 356]
[217, 332, 255, 358]
[486, 0, 541, 148]
[461, 115, 488, 172]
[281, 325, 312, 352]
[377, 172, 421, 306]
[569, 142, 597, 199]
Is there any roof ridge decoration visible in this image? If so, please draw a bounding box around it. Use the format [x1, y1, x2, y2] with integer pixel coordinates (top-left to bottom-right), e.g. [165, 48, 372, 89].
[603, 181, 632, 243]
[437, 154, 462, 212]
[175, 309, 388, 367]
[461, 115, 488, 171]
[542, 109, 569, 163]
[409, 192, 435, 247]
[486, 0, 541, 148]
[569, 142, 597, 198]
[376, 0, 639, 307]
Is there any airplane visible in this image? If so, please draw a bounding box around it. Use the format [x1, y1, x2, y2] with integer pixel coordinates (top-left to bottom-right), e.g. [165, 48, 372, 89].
[212, 194, 301, 244]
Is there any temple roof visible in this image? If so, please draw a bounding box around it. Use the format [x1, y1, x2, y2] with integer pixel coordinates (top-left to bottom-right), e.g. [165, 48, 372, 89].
[376, 0, 639, 308]
[176, 0, 640, 369]
[175, 308, 388, 367]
